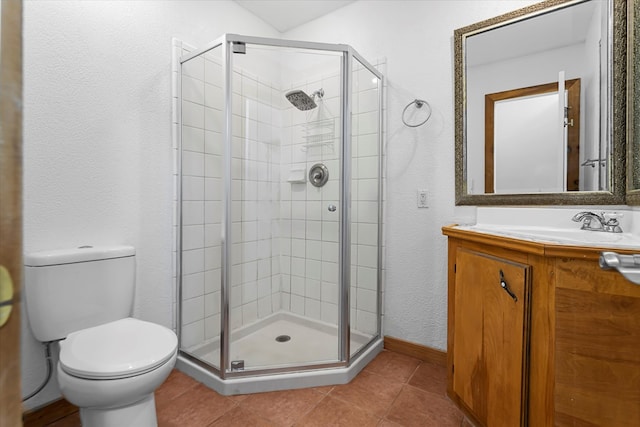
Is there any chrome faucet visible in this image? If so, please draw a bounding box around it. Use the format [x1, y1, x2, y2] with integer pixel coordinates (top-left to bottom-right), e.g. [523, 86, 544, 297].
[571, 211, 623, 233]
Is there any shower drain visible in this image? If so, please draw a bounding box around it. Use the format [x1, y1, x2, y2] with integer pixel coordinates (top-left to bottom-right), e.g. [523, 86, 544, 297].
[275, 335, 291, 343]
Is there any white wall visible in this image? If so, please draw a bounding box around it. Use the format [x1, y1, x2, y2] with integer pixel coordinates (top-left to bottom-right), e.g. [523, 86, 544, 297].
[21, 0, 540, 410]
[22, 0, 279, 410]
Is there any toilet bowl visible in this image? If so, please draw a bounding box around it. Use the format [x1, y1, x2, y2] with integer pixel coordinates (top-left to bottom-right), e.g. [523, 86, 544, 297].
[56, 318, 177, 426]
[24, 246, 178, 427]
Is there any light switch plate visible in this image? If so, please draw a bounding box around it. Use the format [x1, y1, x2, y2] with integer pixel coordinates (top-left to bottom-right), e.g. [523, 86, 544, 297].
[417, 190, 428, 208]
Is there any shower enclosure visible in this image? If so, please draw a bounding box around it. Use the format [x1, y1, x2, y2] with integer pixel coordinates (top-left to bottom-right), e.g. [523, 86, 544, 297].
[176, 34, 383, 394]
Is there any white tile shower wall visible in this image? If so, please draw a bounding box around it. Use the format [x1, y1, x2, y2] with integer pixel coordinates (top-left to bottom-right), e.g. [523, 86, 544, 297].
[279, 72, 342, 326]
[176, 45, 282, 350]
[279, 59, 385, 337]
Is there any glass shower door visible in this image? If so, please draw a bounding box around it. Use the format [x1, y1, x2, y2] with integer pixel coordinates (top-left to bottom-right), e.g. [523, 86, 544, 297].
[226, 42, 344, 373]
[179, 35, 384, 380]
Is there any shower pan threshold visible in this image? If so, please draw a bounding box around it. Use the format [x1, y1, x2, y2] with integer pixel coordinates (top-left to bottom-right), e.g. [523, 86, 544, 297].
[176, 311, 383, 395]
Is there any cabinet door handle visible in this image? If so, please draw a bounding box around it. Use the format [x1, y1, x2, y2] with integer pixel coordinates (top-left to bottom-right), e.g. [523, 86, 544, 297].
[499, 270, 518, 302]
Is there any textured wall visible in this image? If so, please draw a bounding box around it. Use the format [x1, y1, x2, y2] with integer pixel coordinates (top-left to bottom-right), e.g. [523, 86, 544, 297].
[22, 0, 279, 410]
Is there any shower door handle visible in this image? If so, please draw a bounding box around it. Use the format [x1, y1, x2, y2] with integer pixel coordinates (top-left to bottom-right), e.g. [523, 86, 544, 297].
[327, 205, 336, 212]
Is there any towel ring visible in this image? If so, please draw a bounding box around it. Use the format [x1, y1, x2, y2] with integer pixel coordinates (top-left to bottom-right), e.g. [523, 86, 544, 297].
[402, 99, 432, 127]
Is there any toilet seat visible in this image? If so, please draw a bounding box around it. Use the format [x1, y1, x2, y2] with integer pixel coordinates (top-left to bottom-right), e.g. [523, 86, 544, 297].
[59, 317, 178, 380]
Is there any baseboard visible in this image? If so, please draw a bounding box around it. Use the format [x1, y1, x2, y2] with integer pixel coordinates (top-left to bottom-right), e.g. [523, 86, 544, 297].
[23, 398, 77, 427]
[383, 336, 447, 366]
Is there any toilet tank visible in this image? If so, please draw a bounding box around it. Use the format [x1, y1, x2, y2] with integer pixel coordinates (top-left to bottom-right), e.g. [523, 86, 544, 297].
[24, 246, 136, 342]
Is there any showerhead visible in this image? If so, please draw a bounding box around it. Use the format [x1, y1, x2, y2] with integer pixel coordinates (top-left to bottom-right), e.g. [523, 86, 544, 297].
[285, 88, 324, 111]
[285, 90, 316, 111]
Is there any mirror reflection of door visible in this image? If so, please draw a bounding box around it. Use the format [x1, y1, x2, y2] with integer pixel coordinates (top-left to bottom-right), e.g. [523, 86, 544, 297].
[485, 79, 580, 194]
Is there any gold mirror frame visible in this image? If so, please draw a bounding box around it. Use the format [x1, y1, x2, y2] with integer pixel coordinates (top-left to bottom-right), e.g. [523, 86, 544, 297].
[455, 0, 627, 206]
[627, 0, 640, 204]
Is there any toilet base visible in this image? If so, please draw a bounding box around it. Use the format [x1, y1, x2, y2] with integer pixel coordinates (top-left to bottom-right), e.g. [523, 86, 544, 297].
[80, 394, 157, 427]
[57, 351, 177, 427]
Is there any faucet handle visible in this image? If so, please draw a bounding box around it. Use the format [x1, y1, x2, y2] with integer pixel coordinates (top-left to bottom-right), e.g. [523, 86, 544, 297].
[603, 211, 623, 224]
[602, 212, 624, 233]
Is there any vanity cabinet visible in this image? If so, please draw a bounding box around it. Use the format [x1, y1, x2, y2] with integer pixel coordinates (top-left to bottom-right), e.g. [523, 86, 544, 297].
[554, 257, 640, 426]
[443, 226, 640, 427]
[452, 248, 531, 426]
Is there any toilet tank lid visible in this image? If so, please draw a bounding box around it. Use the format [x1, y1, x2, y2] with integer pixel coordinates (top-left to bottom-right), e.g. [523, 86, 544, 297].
[24, 246, 135, 267]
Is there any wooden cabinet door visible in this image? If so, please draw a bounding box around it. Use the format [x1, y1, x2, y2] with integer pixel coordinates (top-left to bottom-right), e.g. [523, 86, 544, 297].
[555, 258, 640, 426]
[453, 248, 531, 427]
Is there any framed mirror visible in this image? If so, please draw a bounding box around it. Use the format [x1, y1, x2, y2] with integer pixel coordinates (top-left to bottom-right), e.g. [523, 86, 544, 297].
[628, 0, 640, 204]
[455, 0, 627, 205]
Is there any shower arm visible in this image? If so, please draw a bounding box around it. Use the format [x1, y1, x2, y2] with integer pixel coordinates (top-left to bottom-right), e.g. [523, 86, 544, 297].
[311, 89, 325, 101]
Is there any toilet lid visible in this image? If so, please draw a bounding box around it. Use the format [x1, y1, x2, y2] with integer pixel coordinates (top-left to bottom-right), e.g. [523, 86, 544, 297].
[59, 317, 178, 380]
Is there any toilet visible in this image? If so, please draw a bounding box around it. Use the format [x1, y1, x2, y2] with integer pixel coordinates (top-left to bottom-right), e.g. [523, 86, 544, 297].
[24, 246, 178, 427]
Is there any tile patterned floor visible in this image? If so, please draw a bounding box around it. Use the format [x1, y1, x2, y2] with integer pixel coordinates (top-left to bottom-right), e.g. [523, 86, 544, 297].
[40, 350, 468, 426]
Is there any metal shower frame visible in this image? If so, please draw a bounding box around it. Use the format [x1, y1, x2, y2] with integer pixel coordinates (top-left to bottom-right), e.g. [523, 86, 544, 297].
[177, 33, 384, 380]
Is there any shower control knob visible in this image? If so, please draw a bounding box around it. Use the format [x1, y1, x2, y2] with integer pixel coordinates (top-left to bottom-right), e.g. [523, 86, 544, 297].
[328, 204, 337, 212]
[309, 163, 329, 187]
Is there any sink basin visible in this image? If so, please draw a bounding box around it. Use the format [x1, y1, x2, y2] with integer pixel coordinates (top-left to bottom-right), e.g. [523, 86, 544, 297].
[459, 225, 640, 249]
[457, 208, 640, 249]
